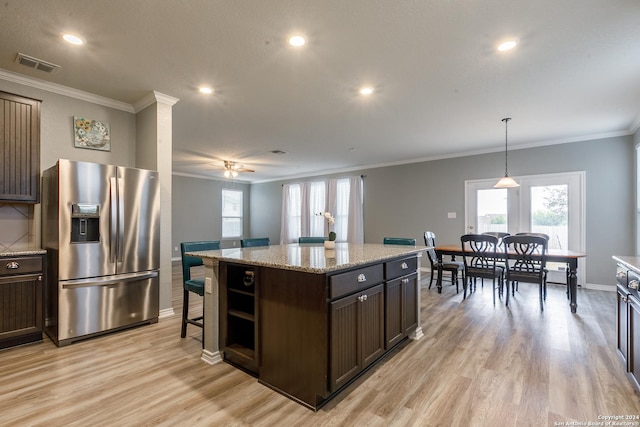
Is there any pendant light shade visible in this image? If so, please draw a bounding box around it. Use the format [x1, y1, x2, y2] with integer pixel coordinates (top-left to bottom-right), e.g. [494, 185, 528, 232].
[494, 117, 520, 188]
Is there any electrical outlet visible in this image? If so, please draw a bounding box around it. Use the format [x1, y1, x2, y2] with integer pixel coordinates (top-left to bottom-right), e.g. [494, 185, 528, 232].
[205, 277, 212, 294]
[174, 246, 178, 252]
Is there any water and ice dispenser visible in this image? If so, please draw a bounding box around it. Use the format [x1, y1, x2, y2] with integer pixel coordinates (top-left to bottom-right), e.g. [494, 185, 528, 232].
[70, 203, 100, 243]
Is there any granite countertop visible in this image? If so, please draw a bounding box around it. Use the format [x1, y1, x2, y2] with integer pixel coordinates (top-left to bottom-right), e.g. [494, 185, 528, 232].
[613, 255, 640, 274]
[0, 249, 47, 257]
[187, 243, 428, 274]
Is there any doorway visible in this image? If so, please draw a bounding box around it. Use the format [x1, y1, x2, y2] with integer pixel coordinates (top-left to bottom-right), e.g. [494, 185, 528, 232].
[465, 172, 585, 285]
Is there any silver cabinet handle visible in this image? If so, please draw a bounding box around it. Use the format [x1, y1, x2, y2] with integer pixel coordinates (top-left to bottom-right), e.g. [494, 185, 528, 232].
[401, 262, 408, 269]
[6, 261, 19, 269]
[630, 280, 639, 290]
[358, 294, 368, 302]
[402, 278, 409, 284]
[357, 273, 366, 283]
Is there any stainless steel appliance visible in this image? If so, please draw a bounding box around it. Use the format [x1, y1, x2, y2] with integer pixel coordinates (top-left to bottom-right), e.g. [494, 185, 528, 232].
[42, 159, 160, 346]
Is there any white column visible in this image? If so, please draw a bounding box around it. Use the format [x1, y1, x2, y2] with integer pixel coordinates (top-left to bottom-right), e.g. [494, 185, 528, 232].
[201, 258, 223, 364]
[134, 91, 179, 315]
[409, 252, 424, 340]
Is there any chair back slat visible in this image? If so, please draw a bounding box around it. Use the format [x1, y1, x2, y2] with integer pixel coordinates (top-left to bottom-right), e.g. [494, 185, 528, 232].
[298, 236, 326, 244]
[180, 241, 220, 282]
[241, 237, 270, 248]
[383, 237, 416, 246]
[423, 231, 437, 264]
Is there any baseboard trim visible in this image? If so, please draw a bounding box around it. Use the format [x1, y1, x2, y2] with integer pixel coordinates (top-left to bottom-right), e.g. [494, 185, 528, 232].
[159, 307, 175, 318]
[201, 349, 223, 365]
[582, 283, 615, 292]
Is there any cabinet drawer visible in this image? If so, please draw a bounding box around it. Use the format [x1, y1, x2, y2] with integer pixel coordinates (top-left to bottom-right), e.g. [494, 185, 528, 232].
[385, 256, 417, 280]
[0, 257, 43, 276]
[330, 264, 383, 299]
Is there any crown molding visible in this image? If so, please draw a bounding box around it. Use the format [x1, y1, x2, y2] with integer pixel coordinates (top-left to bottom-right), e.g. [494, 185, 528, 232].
[133, 91, 180, 113]
[172, 170, 251, 184]
[0, 68, 135, 113]
[251, 129, 634, 184]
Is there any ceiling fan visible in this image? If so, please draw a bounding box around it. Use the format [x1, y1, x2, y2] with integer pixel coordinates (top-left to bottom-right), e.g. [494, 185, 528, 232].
[223, 160, 254, 178]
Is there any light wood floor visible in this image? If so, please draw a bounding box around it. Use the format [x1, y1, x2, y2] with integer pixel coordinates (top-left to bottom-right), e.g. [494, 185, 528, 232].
[2, 264, 639, 426]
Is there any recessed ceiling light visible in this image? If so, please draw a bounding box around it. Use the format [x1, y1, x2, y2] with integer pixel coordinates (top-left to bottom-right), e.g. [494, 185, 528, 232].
[199, 86, 213, 95]
[359, 86, 374, 96]
[288, 35, 306, 47]
[497, 40, 517, 52]
[62, 34, 85, 46]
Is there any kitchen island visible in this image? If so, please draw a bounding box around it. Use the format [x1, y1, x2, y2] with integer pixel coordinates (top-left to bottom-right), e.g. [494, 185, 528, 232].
[188, 242, 425, 410]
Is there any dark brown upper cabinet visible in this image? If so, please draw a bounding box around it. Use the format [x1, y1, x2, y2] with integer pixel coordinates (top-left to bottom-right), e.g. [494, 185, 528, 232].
[0, 91, 42, 203]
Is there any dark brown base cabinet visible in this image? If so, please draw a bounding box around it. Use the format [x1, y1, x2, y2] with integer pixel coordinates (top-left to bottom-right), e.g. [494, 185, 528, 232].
[330, 282, 385, 391]
[220, 255, 419, 410]
[0, 254, 45, 349]
[618, 284, 640, 392]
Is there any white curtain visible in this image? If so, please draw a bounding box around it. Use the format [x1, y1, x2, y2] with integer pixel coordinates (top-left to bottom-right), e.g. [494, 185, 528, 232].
[346, 176, 364, 243]
[280, 176, 364, 244]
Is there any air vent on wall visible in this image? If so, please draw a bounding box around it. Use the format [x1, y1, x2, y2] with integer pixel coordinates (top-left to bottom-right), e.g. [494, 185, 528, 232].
[15, 52, 60, 73]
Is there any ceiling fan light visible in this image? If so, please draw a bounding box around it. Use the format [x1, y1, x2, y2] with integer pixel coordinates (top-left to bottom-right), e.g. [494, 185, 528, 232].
[494, 175, 520, 188]
[231, 170, 238, 177]
[224, 169, 231, 178]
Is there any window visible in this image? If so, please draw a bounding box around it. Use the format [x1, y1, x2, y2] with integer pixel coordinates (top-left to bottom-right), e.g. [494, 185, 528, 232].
[222, 189, 243, 238]
[280, 176, 364, 244]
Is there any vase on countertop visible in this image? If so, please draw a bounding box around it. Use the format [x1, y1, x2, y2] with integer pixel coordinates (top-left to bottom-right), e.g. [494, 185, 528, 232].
[324, 240, 335, 249]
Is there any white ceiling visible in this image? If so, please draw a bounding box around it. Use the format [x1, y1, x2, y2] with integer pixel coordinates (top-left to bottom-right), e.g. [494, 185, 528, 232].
[1, 0, 639, 183]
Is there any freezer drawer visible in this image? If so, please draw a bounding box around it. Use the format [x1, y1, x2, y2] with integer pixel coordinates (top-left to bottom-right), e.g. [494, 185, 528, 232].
[53, 271, 159, 345]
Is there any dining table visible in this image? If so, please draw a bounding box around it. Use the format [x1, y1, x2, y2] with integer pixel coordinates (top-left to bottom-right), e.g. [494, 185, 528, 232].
[435, 244, 586, 313]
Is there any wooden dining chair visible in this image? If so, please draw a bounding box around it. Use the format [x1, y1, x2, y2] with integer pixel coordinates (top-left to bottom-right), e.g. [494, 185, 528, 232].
[423, 231, 464, 293]
[460, 234, 504, 303]
[514, 232, 550, 296]
[503, 234, 548, 310]
[481, 231, 510, 246]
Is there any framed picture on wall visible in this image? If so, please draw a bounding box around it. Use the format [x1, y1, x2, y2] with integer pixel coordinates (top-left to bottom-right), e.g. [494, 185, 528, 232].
[73, 116, 111, 151]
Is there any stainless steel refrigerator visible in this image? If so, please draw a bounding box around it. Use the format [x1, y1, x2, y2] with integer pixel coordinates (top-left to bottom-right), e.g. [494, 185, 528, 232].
[42, 159, 160, 346]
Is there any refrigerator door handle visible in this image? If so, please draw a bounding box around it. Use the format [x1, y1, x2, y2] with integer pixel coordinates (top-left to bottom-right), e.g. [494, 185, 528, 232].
[110, 176, 118, 263]
[117, 177, 125, 263]
[61, 271, 159, 288]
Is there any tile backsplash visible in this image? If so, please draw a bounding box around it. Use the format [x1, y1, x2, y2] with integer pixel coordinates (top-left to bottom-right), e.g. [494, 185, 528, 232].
[0, 203, 34, 253]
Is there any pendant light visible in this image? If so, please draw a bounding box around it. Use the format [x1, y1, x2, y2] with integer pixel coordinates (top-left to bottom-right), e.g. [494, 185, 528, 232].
[494, 117, 520, 188]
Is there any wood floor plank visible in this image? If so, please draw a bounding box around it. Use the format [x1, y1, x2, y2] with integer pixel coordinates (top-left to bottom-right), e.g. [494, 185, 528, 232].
[1, 262, 639, 426]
